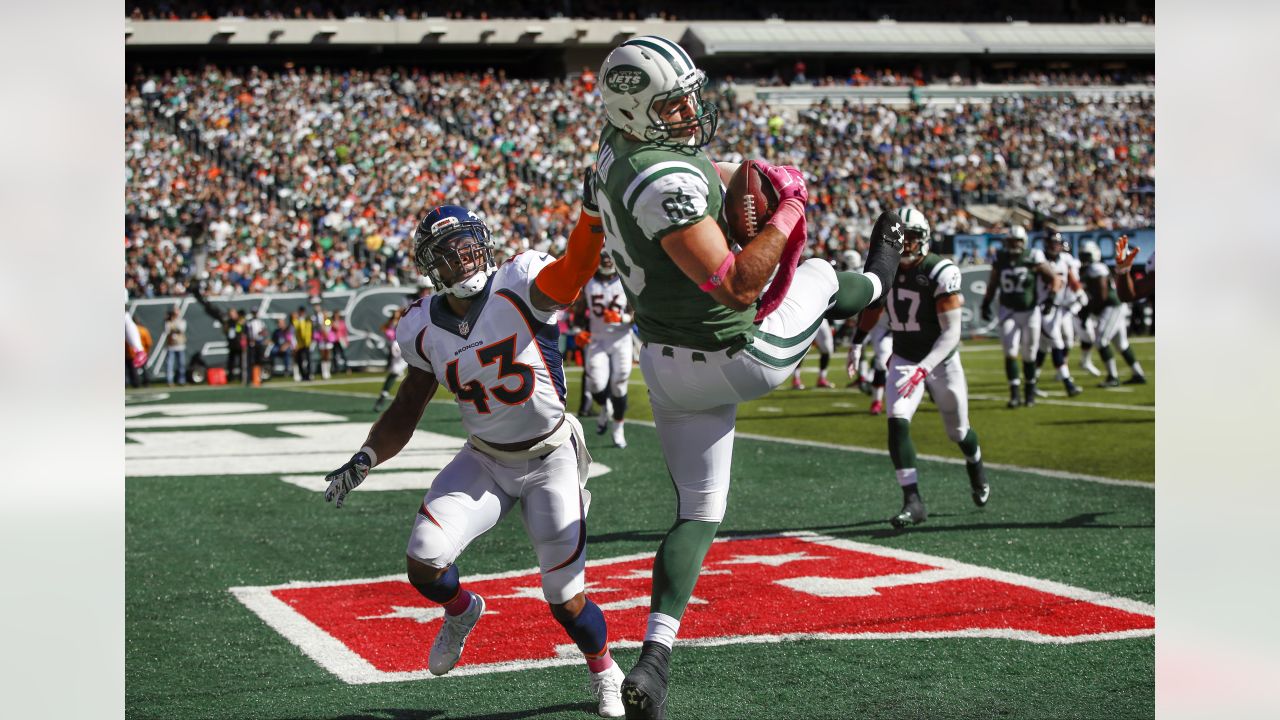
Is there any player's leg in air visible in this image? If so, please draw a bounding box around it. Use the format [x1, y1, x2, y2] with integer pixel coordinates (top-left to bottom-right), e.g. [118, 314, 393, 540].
[999, 307, 1023, 407]
[405, 443, 624, 716]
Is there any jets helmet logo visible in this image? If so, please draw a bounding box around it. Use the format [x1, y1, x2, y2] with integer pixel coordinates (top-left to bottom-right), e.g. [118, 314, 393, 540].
[605, 65, 650, 95]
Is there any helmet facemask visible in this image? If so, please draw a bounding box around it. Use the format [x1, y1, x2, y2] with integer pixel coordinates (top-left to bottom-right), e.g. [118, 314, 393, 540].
[644, 73, 718, 148]
[414, 221, 495, 298]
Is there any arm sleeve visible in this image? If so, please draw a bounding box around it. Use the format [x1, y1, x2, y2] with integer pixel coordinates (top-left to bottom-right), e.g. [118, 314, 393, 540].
[917, 307, 962, 373]
[532, 210, 605, 306]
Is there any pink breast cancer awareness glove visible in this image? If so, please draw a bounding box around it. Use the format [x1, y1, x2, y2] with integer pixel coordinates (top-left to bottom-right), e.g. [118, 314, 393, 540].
[762, 164, 808, 206]
[132, 349, 148, 369]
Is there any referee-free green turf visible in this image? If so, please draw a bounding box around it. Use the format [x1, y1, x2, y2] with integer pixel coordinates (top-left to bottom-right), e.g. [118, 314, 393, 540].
[126, 337, 1154, 719]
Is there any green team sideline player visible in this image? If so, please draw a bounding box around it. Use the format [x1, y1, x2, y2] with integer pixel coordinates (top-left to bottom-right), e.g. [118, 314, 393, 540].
[591, 35, 904, 719]
[981, 226, 1062, 408]
[847, 208, 989, 528]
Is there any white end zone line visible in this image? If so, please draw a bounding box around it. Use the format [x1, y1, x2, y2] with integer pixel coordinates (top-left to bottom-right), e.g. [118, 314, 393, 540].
[231, 533, 1152, 684]
[264, 387, 1151, 489]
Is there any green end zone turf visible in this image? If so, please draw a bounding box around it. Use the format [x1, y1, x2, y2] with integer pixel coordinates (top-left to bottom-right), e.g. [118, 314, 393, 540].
[126, 341, 1153, 719]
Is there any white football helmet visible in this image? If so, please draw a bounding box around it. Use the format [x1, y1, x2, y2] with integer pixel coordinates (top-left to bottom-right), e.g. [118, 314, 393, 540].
[599, 35, 718, 148]
[1079, 240, 1102, 264]
[895, 207, 931, 259]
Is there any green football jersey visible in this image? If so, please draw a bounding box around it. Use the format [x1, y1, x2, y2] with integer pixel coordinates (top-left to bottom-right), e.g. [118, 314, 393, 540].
[886, 254, 962, 364]
[993, 247, 1047, 311]
[591, 123, 754, 351]
[1082, 261, 1121, 307]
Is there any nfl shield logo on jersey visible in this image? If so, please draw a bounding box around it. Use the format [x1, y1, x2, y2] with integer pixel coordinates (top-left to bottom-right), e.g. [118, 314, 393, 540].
[457, 320, 470, 337]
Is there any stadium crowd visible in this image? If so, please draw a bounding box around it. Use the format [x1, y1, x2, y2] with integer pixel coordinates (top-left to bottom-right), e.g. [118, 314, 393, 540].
[127, 1, 1153, 24]
[126, 65, 1153, 298]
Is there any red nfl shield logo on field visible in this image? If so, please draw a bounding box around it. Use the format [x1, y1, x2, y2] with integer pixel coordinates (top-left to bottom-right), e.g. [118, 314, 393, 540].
[232, 533, 1154, 684]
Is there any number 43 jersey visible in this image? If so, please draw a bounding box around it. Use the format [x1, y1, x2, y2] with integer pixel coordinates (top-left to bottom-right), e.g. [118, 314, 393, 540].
[885, 254, 963, 364]
[395, 251, 567, 445]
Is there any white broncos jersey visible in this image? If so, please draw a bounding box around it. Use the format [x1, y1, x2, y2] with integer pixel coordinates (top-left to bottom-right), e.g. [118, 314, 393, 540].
[396, 251, 567, 445]
[1039, 252, 1079, 307]
[584, 274, 631, 342]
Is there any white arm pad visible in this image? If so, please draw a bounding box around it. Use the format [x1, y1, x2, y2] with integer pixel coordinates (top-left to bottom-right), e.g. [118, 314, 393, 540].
[917, 307, 962, 373]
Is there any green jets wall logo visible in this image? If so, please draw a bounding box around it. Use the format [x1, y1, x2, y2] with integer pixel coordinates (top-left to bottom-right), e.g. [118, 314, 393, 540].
[605, 65, 650, 95]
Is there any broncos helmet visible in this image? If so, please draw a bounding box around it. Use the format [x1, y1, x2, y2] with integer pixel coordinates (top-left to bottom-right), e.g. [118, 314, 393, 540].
[413, 205, 496, 298]
[895, 207, 931, 261]
[1044, 231, 1064, 258]
[597, 250, 617, 277]
[599, 35, 718, 148]
[1078, 240, 1102, 265]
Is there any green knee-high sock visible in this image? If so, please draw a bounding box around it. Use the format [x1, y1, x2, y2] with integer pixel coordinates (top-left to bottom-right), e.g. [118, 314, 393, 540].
[958, 428, 981, 461]
[888, 418, 917, 470]
[1004, 356, 1020, 383]
[825, 271, 878, 319]
[651, 518, 721, 619]
[379, 374, 397, 396]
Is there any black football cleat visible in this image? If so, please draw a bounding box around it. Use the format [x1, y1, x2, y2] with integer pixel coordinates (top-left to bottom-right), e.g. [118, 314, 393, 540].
[1065, 379, 1084, 397]
[966, 461, 990, 507]
[372, 396, 387, 413]
[622, 642, 671, 720]
[1124, 374, 1148, 385]
[1099, 376, 1120, 388]
[1006, 392, 1022, 409]
[1024, 383, 1037, 407]
[890, 494, 927, 529]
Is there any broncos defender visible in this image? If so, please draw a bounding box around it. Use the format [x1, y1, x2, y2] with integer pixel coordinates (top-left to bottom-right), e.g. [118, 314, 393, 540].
[581, 250, 635, 448]
[322, 202, 625, 717]
[981, 225, 1062, 407]
[847, 207, 989, 527]
[1034, 231, 1085, 397]
[592, 35, 903, 719]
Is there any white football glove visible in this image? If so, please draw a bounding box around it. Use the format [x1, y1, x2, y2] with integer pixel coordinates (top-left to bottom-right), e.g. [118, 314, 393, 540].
[324, 451, 372, 509]
[894, 365, 930, 399]
[846, 344, 863, 380]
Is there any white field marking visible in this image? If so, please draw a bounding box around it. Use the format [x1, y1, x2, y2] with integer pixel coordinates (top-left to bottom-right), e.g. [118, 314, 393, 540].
[127, 421, 611, 481]
[231, 532, 1152, 684]
[757, 406, 783, 413]
[125, 402, 267, 417]
[127, 411, 346, 429]
[968, 394, 1152, 412]
[269, 387, 1151, 488]
[125, 392, 171, 403]
[278, 459, 613, 493]
[832, 402, 857, 408]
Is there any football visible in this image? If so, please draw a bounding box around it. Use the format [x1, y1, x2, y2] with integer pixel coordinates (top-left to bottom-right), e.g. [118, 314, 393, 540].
[724, 159, 780, 245]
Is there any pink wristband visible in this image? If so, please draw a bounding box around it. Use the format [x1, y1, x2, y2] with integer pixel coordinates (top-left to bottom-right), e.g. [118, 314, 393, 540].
[765, 198, 806, 238]
[699, 252, 736, 292]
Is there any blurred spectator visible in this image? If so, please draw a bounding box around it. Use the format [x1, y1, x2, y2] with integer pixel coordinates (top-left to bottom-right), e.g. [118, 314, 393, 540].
[163, 307, 188, 386]
[269, 316, 296, 376]
[332, 310, 350, 373]
[291, 307, 314, 381]
[127, 66, 1153, 296]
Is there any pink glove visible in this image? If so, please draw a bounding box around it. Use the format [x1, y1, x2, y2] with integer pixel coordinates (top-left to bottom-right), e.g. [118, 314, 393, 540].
[132, 349, 148, 369]
[895, 365, 929, 399]
[761, 164, 808, 206]
[754, 213, 807, 323]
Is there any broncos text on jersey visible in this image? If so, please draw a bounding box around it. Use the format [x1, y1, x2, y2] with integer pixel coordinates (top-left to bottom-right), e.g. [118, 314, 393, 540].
[395, 252, 568, 445]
